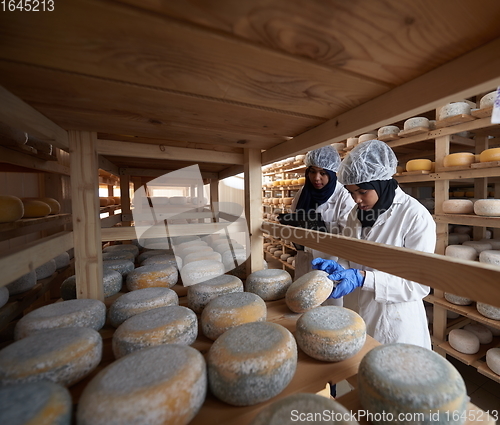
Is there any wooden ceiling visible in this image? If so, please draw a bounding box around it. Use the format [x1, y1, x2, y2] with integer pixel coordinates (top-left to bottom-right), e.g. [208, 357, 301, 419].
[1, 0, 500, 176]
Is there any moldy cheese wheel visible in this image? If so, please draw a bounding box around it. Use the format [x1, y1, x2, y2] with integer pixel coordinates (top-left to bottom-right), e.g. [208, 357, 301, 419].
[285, 270, 333, 313]
[126, 263, 178, 290]
[449, 329, 480, 354]
[358, 343, 468, 425]
[246, 269, 293, 301]
[187, 274, 243, 313]
[0, 195, 24, 223]
[77, 345, 206, 425]
[180, 260, 225, 287]
[103, 244, 139, 257]
[207, 321, 297, 406]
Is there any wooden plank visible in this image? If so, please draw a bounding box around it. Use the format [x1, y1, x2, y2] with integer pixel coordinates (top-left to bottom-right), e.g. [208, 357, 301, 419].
[377, 133, 400, 142]
[398, 126, 430, 137]
[471, 106, 493, 119]
[0, 231, 73, 286]
[261, 222, 500, 306]
[435, 164, 472, 173]
[0, 146, 70, 175]
[438, 339, 500, 366]
[219, 165, 244, 181]
[98, 155, 120, 177]
[401, 170, 431, 176]
[262, 38, 500, 164]
[0, 86, 68, 150]
[120, 167, 218, 180]
[435, 114, 476, 128]
[97, 140, 244, 165]
[0, 214, 72, 242]
[100, 214, 122, 228]
[69, 131, 104, 301]
[471, 160, 500, 169]
[477, 361, 500, 385]
[434, 214, 500, 228]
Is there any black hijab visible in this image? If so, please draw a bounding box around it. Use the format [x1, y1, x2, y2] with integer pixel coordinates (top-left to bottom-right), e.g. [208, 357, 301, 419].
[295, 167, 337, 213]
[357, 179, 399, 228]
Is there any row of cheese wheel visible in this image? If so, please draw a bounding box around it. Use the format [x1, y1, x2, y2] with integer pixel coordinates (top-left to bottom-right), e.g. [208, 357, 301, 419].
[264, 176, 306, 187]
[442, 199, 500, 216]
[99, 196, 121, 206]
[0, 195, 61, 223]
[262, 197, 294, 205]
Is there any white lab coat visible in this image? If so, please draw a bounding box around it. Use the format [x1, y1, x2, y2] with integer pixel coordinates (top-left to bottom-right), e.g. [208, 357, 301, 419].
[341, 187, 435, 349]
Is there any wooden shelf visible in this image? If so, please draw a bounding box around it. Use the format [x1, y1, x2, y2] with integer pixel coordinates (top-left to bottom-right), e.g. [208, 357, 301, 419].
[434, 213, 500, 228]
[437, 338, 500, 366]
[0, 214, 72, 242]
[477, 361, 500, 385]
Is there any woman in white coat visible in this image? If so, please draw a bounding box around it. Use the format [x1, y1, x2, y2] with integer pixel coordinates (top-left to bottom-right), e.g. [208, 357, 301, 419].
[290, 146, 355, 285]
[313, 140, 435, 349]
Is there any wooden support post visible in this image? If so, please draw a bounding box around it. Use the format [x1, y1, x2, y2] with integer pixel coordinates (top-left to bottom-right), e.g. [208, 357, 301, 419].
[210, 179, 219, 222]
[244, 149, 263, 274]
[474, 136, 488, 240]
[69, 131, 104, 301]
[120, 173, 132, 225]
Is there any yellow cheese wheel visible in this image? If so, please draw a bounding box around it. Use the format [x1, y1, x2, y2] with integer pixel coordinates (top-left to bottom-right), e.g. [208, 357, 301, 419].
[406, 159, 432, 172]
[23, 197, 60, 214]
[291, 179, 300, 185]
[396, 166, 404, 174]
[479, 147, 500, 163]
[99, 197, 110, 206]
[112, 196, 121, 204]
[298, 177, 306, 184]
[126, 264, 178, 291]
[0, 195, 24, 222]
[21, 199, 51, 218]
[443, 152, 475, 167]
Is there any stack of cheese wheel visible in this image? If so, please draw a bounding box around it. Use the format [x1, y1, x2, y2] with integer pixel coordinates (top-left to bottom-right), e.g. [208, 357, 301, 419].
[285, 270, 333, 313]
[0, 195, 24, 223]
[0, 327, 102, 386]
[77, 344, 206, 425]
[442, 199, 474, 214]
[474, 199, 500, 216]
[358, 343, 467, 423]
[187, 274, 243, 313]
[405, 159, 432, 172]
[246, 269, 293, 301]
[112, 305, 197, 358]
[449, 329, 480, 354]
[108, 287, 179, 328]
[443, 152, 475, 168]
[207, 321, 297, 406]
[295, 306, 366, 362]
[201, 292, 267, 340]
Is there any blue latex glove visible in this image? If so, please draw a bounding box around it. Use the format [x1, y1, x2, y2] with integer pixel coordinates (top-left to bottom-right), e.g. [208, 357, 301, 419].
[328, 269, 365, 298]
[311, 258, 345, 275]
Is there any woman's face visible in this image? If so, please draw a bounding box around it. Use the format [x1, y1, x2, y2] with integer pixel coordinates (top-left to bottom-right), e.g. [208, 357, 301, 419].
[307, 166, 329, 189]
[345, 185, 379, 210]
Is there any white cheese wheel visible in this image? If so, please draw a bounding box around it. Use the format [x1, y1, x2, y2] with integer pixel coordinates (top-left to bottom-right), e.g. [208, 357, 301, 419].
[137, 249, 169, 264]
[77, 344, 206, 425]
[358, 343, 467, 422]
[479, 249, 500, 266]
[453, 225, 473, 235]
[168, 196, 187, 205]
[201, 292, 267, 340]
[447, 310, 460, 319]
[180, 260, 225, 287]
[285, 270, 333, 313]
[449, 329, 480, 354]
[486, 348, 500, 375]
[358, 133, 377, 143]
[378, 125, 400, 137]
[443, 152, 475, 167]
[0, 381, 72, 425]
[0, 286, 8, 309]
[207, 321, 297, 406]
[108, 287, 179, 328]
[486, 325, 500, 336]
[442, 199, 474, 214]
[214, 242, 245, 255]
[14, 299, 106, 340]
[479, 91, 496, 109]
[273, 250, 283, 257]
[0, 327, 102, 386]
[0, 195, 24, 223]
[479, 147, 500, 162]
[187, 274, 244, 313]
[102, 250, 135, 262]
[439, 102, 471, 120]
[142, 254, 182, 269]
[295, 306, 366, 362]
[60, 270, 122, 300]
[172, 235, 200, 245]
[53, 252, 70, 270]
[126, 264, 178, 291]
[447, 233, 470, 245]
[112, 305, 197, 358]
[404, 117, 429, 130]
[445, 244, 477, 261]
[178, 244, 212, 259]
[21, 199, 51, 218]
[346, 137, 358, 147]
[462, 240, 493, 254]
[6, 271, 36, 295]
[103, 259, 135, 277]
[221, 248, 247, 272]
[249, 393, 359, 425]
[184, 250, 222, 265]
[103, 244, 139, 257]
[406, 159, 432, 172]
[280, 253, 291, 261]
[476, 302, 500, 320]
[35, 259, 57, 280]
[474, 199, 500, 216]
[246, 269, 293, 301]
[444, 293, 473, 306]
[479, 238, 500, 249]
[287, 256, 295, 264]
[463, 323, 493, 344]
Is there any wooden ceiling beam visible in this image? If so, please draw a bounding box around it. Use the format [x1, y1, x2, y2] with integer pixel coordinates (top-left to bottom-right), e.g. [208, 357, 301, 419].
[120, 167, 218, 180]
[98, 155, 120, 177]
[218, 165, 244, 181]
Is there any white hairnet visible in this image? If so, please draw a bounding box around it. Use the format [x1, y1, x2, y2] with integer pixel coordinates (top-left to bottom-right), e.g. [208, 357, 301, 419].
[337, 139, 397, 185]
[304, 145, 341, 172]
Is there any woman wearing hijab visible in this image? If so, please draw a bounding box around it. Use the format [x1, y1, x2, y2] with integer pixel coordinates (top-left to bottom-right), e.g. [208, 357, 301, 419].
[290, 145, 355, 285]
[313, 140, 435, 349]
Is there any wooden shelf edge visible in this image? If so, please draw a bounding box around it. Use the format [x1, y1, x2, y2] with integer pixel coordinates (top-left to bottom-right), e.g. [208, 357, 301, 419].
[477, 360, 500, 384]
[437, 340, 500, 366]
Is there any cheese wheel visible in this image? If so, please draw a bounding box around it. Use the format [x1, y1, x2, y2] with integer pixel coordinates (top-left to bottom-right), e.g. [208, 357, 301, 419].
[273, 250, 283, 257]
[406, 159, 432, 172]
[479, 91, 496, 109]
[476, 302, 500, 320]
[404, 117, 429, 130]
[102, 250, 136, 262]
[474, 199, 500, 216]
[180, 260, 225, 287]
[33, 197, 60, 214]
[53, 252, 70, 270]
[449, 329, 480, 354]
[60, 270, 122, 300]
[34, 259, 57, 280]
[0, 381, 72, 425]
[77, 344, 206, 425]
[137, 249, 169, 264]
[214, 242, 245, 255]
[463, 323, 493, 344]
[443, 152, 475, 167]
[479, 250, 500, 266]
[486, 325, 500, 337]
[221, 248, 247, 272]
[285, 270, 333, 313]
[168, 196, 187, 205]
[0, 195, 24, 222]
[287, 256, 295, 264]
[295, 306, 366, 362]
[179, 245, 213, 259]
[142, 254, 182, 269]
[201, 292, 267, 340]
[184, 250, 222, 265]
[447, 233, 470, 245]
[6, 271, 36, 295]
[20, 199, 51, 218]
[250, 393, 359, 425]
[0, 286, 8, 309]
[442, 199, 474, 214]
[358, 133, 377, 143]
[479, 238, 500, 249]
[103, 259, 135, 277]
[0, 327, 102, 386]
[171, 235, 200, 245]
[346, 137, 358, 147]
[358, 343, 467, 422]
[14, 299, 106, 340]
[486, 348, 500, 375]
[126, 264, 178, 291]
[187, 274, 244, 313]
[453, 225, 473, 235]
[108, 287, 179, 328]
[462, 240, 493, 254]
[103, 244, 139, 257]
[280, 253, 291, 261]
[378, 125, 400, 137]
[246, 269, 293, 301]
[439, 102, 471, 120]
[207, 322, 297, 406]
[112, 305, 197, 358]
[99, 197, 109, 207]
[444, 293, 473, 306]
[298, 177, 306, 184]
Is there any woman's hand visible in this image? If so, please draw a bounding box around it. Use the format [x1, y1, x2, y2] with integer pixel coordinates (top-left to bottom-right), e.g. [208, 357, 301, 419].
[328, 269, 365, 298]
[311, 258, 345, 274]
